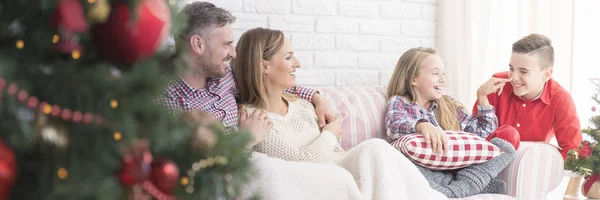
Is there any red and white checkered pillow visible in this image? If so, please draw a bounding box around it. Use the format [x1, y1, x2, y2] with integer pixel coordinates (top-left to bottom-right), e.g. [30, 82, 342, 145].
[391, 130, 504, 170]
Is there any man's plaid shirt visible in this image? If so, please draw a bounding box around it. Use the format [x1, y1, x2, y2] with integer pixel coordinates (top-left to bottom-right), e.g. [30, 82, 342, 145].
[158, 68, 316, 128]
[385, 95, 498, 141]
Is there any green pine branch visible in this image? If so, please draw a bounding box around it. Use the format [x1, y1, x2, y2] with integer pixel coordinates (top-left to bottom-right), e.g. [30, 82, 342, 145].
[0, 0, 253, 199]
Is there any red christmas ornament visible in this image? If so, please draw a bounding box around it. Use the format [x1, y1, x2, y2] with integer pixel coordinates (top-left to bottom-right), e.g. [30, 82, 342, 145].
[593, 106, 597, 112]
[579, 143, 593, 159]
[150, 159, 179, 194]
[0, 139, 17, 200]
[91, 0, 171, 65]
[119, 140, 153, 185]
[52, 0, 87, 53]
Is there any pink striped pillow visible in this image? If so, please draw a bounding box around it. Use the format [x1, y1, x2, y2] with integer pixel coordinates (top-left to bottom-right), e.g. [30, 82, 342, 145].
[317, 87, 388, 150]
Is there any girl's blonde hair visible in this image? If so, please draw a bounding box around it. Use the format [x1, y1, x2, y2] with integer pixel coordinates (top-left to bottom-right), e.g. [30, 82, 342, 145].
[231, 27, 287, 109]
[386, 47, 461, 131]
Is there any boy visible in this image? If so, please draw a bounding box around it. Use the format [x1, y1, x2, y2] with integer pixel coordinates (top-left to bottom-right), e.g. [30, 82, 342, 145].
[473, 33, 582, 159]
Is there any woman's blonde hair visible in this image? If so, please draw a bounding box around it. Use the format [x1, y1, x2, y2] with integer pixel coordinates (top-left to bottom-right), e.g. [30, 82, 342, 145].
[231, 27, 286, 109]
[386, 47, 461, 131]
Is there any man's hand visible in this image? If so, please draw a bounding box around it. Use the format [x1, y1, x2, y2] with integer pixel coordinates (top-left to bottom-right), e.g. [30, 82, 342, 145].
[322, 118, 342, 139]
[239, 108, 273, 149]
[416, 122, 449, 155]
[312, 93, 337, 128]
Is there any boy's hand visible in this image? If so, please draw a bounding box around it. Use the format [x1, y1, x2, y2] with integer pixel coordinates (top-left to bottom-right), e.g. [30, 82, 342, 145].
[416, 122, 449, 155]
[477, 77, 511, 106]
[477, 77, 511, 97]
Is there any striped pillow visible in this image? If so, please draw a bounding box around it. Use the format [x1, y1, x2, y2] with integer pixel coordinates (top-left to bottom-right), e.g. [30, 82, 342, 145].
[391, 131, 504, 170]
[318, 86, 388, 150]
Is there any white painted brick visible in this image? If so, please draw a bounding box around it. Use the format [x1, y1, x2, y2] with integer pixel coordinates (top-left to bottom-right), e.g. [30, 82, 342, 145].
[316, 18, 359, 33]
[291, 34, 335, 50]
[294, 51, 315, 68]
[380, 37, 420, 52]
[335, 71, 380, 86]
[293, 0, 336, 15]
[402, 19, 436, 37]
[414, 0, 436, 3]
[269, 16, 315, 32]
[380, 70, 394, 86]
[339, 1, 379, 18]
[336, 36, 379, 51]
[295, 70, 336, 86]
[422, 4, 437, 20]
[231, 13, 267, 29]
[358, 54, 398, 70]
[180, 0, 243, 12]
[244, 0, 292, 14]
[315, 52, 358, 68]
[359, 20, 402, 35]
[421, 38, 436, 48]
[380, 3, 421, 19]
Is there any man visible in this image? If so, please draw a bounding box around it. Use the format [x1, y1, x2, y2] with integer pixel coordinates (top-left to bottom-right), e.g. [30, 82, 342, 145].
[159, 2, 363, 199]
[473, 33, 582, 159]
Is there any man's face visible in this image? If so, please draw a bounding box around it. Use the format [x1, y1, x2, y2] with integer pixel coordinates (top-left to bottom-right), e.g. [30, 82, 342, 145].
[508, 53, 552, 101]
[196, 23, 236, 79]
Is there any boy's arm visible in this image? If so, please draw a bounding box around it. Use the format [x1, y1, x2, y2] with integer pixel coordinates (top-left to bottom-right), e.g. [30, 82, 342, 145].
[553, 92, 582, 160]
[386, 96, 422, 140]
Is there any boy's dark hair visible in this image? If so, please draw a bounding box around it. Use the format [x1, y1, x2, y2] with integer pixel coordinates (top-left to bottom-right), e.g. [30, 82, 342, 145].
[512, 33, 554, 69]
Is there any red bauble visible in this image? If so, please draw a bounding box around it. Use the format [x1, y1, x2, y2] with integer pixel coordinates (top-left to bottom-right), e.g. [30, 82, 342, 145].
[0, 139, 16, 200]
[579, 144, 593, 159]
[593, 106, 597, 112]
[91, 0, 171, 65]
[150, 159, 179, 194]
[119, 142, 153, 186]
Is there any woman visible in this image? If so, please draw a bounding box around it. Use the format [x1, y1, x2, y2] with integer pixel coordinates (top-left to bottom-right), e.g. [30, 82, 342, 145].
[231, 27, 447, 200]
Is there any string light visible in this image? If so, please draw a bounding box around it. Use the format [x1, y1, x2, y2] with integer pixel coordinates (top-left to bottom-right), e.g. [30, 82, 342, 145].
[87, 0, 96, 3]
[72, 50, 81, 59]
[57, 168, 68, 179]
[43, 104, 52, 114]
[110, 99, 119, 108]
[52, 35, 60, 44]
[16, 40, 24, 49]
[180, 177, 189, 186]
[114, 132, 122, 141]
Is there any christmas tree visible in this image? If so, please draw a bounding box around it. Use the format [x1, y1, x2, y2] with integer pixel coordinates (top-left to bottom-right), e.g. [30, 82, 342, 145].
[0, 0, 253, 199]
[565, 78, 600, 176]
[565, 78, 600, 197]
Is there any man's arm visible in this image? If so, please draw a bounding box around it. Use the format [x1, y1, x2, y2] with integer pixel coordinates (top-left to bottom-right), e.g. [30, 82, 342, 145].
[285, 86, 336, 127]
[553, 92, 582, 160]
[284, 86, 317, 102]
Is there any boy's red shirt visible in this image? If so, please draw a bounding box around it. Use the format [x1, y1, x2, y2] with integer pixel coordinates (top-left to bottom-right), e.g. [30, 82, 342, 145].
[473, 72, 582, 159]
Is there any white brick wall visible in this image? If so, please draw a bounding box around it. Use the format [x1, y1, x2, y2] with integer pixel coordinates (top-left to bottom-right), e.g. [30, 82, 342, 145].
[180, 0, 437, 87]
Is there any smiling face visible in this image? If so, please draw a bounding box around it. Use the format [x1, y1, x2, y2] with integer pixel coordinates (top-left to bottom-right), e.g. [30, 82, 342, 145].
[195, 23, 236, 79]
[508, 53, 552, 101]
[412, 54, 445, 106]
[263, 37, 300, 90]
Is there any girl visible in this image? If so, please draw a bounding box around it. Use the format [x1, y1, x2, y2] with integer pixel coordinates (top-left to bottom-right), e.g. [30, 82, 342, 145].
[385, 47, 520, 198]
[232, 28, 447, 200]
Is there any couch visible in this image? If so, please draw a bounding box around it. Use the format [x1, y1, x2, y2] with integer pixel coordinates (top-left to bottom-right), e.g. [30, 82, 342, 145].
[318, 86, 564, 200]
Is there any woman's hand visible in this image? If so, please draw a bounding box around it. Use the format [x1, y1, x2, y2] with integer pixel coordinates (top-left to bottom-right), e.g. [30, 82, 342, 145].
[416, 122, 449, 155]
[323, 117, 342, 139]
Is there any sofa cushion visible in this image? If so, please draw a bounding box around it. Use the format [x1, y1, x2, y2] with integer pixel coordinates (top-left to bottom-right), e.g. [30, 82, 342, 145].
[392, 130, 504, 170]
[318, 86, 387, 150]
